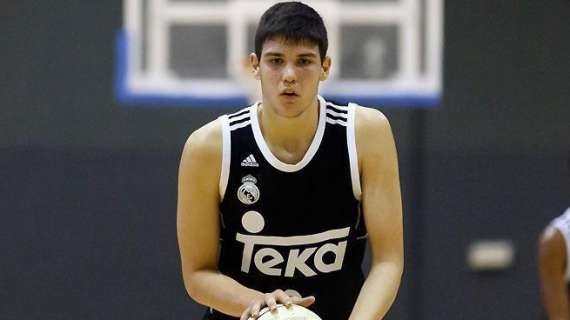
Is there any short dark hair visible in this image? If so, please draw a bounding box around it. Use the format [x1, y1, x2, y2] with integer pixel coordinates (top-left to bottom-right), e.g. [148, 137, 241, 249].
[254, 2, 328, 62]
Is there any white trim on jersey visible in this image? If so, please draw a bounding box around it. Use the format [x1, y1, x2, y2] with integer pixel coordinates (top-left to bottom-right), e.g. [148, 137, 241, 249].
[229, 120, 251, 131]
[250, 96, 327, 173]
[325, 118, 347, 126]
[228, 107, 250, 118]
[218, 114, 231, 201]
[228, 112, 250, 123]
[550, 207, 570, 281]
[347, 103, 362, 201]
[325, 108, 348, 119]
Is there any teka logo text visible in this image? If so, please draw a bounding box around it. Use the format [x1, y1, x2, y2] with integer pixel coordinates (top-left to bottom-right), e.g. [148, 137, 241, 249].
[236, 211, 349, 277]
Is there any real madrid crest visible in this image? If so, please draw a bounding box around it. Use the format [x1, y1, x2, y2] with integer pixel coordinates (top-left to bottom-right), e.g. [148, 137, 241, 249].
[237, 175, 260, 205]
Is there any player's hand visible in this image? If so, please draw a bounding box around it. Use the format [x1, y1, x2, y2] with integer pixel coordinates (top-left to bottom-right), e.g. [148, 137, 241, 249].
[240, 289, 315, 320]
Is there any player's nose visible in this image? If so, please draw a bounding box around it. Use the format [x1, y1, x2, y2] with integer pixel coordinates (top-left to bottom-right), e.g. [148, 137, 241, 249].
[282, 63, 297, 83]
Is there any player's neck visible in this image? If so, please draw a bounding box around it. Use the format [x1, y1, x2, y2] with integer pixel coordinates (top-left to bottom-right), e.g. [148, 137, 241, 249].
[257, 98, 319, 161]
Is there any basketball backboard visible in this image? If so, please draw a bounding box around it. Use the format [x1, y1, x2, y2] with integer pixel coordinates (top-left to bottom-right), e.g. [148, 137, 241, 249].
[117, 0, 444, 107]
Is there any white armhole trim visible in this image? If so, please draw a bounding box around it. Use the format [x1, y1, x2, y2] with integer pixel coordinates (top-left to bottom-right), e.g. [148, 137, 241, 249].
[218, 115, 231, 201]
[347, 103, 362, 201]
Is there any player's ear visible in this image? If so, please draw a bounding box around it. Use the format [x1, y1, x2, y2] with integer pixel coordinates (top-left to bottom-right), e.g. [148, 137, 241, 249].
[320, 56, 332, 81]
[250, 53, 261, 80]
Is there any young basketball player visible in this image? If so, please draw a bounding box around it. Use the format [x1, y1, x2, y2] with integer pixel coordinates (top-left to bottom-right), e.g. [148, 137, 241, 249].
[177, 2, 404, 319]
[538, 155, 570, 319]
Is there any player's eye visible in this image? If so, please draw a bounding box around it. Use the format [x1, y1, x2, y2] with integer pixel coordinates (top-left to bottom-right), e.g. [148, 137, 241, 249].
[298, 58, 312, 66]
[269, 58, 283, 65]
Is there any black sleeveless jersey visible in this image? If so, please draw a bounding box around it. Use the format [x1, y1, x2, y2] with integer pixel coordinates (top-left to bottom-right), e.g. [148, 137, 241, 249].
[205, 96, 367, 320]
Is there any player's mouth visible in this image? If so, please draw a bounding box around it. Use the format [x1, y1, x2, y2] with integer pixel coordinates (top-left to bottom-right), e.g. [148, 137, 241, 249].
[280, 90, 299, 98]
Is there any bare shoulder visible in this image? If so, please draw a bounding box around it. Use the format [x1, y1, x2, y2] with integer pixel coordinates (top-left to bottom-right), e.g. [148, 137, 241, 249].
[539, 226, 566, 259]
[354, 105, 390, 131]
[180, 118, 223, 169]
[354, 106, 394, 157]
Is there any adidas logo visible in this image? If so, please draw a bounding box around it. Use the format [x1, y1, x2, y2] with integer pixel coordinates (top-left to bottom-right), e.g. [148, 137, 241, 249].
[241, 154, 259, 167]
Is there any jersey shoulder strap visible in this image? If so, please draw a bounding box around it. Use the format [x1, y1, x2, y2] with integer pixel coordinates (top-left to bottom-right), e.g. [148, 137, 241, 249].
[218, 105, 255, 200]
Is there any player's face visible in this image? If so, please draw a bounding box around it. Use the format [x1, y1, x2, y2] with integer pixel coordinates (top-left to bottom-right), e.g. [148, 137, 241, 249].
[251, 37, 331, 118]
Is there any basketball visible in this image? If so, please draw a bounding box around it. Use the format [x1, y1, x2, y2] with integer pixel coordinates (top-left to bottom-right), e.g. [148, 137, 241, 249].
[255, 304, 322, 320]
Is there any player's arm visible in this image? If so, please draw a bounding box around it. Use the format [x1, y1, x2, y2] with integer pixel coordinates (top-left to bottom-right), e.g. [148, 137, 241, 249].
[177, 120, 264, 317]
[349, 107, 404, 320]
[538, 227, 569, 320]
